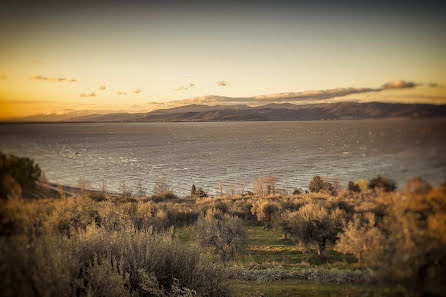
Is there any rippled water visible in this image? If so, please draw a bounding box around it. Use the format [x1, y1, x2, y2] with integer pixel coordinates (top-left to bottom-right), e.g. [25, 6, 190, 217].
[0, 119, 445, 196]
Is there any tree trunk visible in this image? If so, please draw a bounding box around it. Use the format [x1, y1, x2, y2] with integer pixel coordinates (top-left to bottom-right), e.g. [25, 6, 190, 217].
[317, 241, 325, 257]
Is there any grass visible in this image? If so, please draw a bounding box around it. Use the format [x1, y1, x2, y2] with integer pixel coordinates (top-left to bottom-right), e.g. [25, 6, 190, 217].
[228, 279, 416, 297]
[175, 221, 358, 268]
[234, 222, 356, 268]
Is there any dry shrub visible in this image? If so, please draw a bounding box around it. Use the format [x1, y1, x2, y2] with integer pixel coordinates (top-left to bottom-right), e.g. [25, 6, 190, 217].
[335, 212, 384, 266]
[0, 225, 229, 297]
[196, 208, 246, 264]
[251, 200, 280, 229]
[368, 176, 396, 192]
[308, 176, 333, 193]
[405, 177, 432, 194]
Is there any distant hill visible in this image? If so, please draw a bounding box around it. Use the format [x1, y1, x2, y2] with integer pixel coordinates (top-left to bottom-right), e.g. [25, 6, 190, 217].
[9, 102, 446, 122]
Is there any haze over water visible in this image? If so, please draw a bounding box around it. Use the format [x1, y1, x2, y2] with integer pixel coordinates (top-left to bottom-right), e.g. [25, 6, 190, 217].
[1, 119, 445, 196]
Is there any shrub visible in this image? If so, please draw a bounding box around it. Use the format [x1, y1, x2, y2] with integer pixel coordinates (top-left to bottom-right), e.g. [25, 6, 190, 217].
[379, 186, 446, 287]
[195, 208, 246, 264]
[153, 177, 170, 194]
[0, 225, 230, 297]
[368, 176, 396, 192]
[0, 152, 41, 190]
[251, 200, 280, 229]
[0, 174, 22, 199]
[405, 177, 432, 194]
[293, 188, 302, 195]
[309, 176, 333, 193]
[335, 212, 384, 266]
[347, 181, 361, 193]
[151, 191, 178, 202]
[191, 185, 208, 198]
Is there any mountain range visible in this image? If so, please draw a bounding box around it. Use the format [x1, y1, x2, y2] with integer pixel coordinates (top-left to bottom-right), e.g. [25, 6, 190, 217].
[12, 102, 446, 122]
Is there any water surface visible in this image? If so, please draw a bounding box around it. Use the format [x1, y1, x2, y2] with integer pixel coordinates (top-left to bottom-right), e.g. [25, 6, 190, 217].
[1, 119, 445, 195]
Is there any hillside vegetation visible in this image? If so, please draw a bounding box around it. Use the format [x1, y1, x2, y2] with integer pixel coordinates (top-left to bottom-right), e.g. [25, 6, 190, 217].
[1, 155, 445, 296]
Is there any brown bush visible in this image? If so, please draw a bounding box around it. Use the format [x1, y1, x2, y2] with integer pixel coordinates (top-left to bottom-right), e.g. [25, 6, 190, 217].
[405, 177, 432, 194]
[309, 176, 333, 193]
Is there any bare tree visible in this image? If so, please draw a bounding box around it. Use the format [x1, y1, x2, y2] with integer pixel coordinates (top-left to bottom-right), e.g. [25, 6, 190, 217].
[136, 180, 146, 198]
[264, 176, 278, 194]
[120, 181, 132, 198]
[77, 177, 90, 197]
[253, 177, 265, 196]
[217, 181, 224, 197]
[153, 177, 170, 195]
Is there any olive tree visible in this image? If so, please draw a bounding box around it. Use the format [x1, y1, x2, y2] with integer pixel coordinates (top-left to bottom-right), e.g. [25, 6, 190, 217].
[195, 208, 246, 264]
[283, 202, 346, 257]
[251, 200, 280, 229]
[335, 212, 384, 266]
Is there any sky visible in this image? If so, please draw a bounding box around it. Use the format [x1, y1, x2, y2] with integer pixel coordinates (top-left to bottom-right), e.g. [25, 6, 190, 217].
[0, 0, 445, 119]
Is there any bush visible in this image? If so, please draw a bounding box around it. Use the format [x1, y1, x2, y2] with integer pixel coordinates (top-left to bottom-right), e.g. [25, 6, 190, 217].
[309, 176, 333, 193]
[191, 185, 208, 198]
[335, 212, 384, 266]
[347, 181, 361, 193]
[251, 200, 280, 229]
[368, 176, 396, 192]
[0, 225, 230, 297]
[151, 191, 178, 202]
[196, 208, 246, 264]
[0, 174, 22, 199]
[0, 152, 41, 191]
[405, 177, 432, 194]
[153, 177, 171, 195]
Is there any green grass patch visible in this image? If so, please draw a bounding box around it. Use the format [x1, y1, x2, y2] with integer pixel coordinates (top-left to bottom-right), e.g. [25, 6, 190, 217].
[173, 225, 196, 244]
[228, 279, 415, 297]
[235, 223, 356, 268]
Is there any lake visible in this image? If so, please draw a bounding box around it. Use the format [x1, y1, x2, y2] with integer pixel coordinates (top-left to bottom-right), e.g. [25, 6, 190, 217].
[1, 119, 445, 196]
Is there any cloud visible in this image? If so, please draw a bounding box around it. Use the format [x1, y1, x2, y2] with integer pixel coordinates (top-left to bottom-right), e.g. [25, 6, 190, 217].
[427, 82, 441, 88]
[169, 79, 425, 106]
[217, 80, 228, 87]
[134, 89, 142, 94]
[80, 92, 96, 97]
[29, 75, 77, 82]
[99, 85, 106, 90]
[382, 80, 417, 89]
[116, 91, 127, 96]
[176, 82, 195, 91]
[0, 74, 8, 80]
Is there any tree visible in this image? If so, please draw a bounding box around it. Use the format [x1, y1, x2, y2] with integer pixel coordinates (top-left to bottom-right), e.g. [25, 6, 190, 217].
[0, 174, 22, 199]
[153, 177, 170, 194]
[335, 212, 384, 266]
[347, 181, 361, 193]
[405, 177, 432, 194]
[0, 152, 41, 189]
[195, 208, 246, 264]
[191, 184, 196, 197]
[264, 176, 278, 195]
[308, 176, 333, 193]
[380, 186, 446, 289]
[368, 176, 396, 192]
[251, 200, 279, 229]
[284, 203, 346, 257]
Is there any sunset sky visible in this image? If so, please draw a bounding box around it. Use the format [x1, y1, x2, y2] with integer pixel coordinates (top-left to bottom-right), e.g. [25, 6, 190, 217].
[1, 0, 445, 119]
